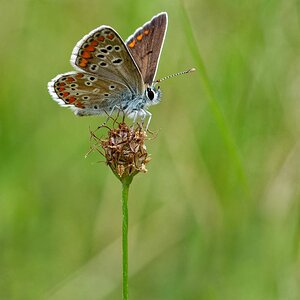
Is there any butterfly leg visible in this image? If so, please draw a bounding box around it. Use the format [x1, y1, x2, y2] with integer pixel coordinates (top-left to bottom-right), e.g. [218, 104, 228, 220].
[145, 111, 152, 131]
[132, 110, 139, 124]
[98, 105, 121, 129]
[130, 110, 142, 131]
[140, 109, 152, 131]
[131, 110, 151, 130]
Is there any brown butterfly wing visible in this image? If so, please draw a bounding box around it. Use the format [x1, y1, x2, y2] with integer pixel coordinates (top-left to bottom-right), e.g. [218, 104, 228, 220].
[126, 12, 168, 85]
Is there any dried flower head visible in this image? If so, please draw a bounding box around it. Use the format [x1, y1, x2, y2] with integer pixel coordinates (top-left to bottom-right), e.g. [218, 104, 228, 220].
[90, 122, 151, 182]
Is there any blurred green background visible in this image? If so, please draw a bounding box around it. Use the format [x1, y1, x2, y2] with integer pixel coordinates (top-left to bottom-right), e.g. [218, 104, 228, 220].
[1, 0, 300, 299]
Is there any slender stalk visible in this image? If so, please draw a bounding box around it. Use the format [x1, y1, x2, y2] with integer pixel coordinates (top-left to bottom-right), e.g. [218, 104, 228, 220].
[121, 177, 131, 300]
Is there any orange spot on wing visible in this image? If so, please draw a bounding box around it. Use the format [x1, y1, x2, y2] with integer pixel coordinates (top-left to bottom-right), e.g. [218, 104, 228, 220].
[68, 96, 76, 103]
[75, 101, 84, 108]
[90, 40, 98, 46]
[76, 73, 84, 79]
[84, 45, 95, 52]
[137, 34, 143, 41]
[144, 29, 149, 35]
[63, 92, 70, 97]
[81, 51, 91, 58]
[59, 87, 65, 91]
[128, 40, 136, 48]
[107, 34, 114, 40]
[59, 82, 66, 86]
[79, 58, 88, 67]
[66, 77, 75, 82]
[97, 36, 105, 42]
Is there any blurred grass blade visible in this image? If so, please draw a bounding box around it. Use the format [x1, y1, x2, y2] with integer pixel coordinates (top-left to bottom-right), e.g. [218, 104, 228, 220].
[180, 3, 249, 195]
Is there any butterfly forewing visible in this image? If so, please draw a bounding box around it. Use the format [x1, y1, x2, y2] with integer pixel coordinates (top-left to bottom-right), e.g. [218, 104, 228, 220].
[48, 72, 131, 116]
[71, 26, 144, 95]
[126, 12, 168, 85]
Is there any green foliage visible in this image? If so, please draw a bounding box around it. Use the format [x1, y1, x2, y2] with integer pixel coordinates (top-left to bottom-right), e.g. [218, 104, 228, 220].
[0, 0, 300, 299]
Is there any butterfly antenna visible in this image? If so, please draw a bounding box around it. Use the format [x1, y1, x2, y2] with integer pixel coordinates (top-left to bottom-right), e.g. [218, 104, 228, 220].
[155, 68, 196, 84]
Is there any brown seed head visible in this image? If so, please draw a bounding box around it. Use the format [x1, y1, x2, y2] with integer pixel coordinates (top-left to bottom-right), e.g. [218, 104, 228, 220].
[91, 122, 151, 182]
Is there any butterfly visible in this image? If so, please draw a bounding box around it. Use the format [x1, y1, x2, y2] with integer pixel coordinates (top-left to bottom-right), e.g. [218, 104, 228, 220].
[47, 12, 168, 128]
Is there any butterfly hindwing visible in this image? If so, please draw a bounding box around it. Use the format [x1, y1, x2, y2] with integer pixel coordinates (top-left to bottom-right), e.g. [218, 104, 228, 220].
[126, 12, 168, 85]
[48, 72, 131, 116]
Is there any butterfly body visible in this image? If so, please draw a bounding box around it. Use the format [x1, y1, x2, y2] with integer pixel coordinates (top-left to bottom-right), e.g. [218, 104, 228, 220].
[48, 13, 168, 124]
[121, 86, 161, 119]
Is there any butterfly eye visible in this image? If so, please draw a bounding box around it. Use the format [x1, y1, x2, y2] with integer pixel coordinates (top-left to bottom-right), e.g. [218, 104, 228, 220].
[146, 88, 155, 101]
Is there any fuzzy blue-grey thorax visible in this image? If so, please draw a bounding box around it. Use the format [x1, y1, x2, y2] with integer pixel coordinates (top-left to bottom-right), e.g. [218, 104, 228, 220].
[124, 85, 161, 118]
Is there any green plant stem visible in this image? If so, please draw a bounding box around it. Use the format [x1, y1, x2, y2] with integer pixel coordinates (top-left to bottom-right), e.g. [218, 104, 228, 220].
[121, 177, 131, 300]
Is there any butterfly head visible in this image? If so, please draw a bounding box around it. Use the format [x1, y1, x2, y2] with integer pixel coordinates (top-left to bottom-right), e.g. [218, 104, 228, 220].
[145, 85, 161, 106]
